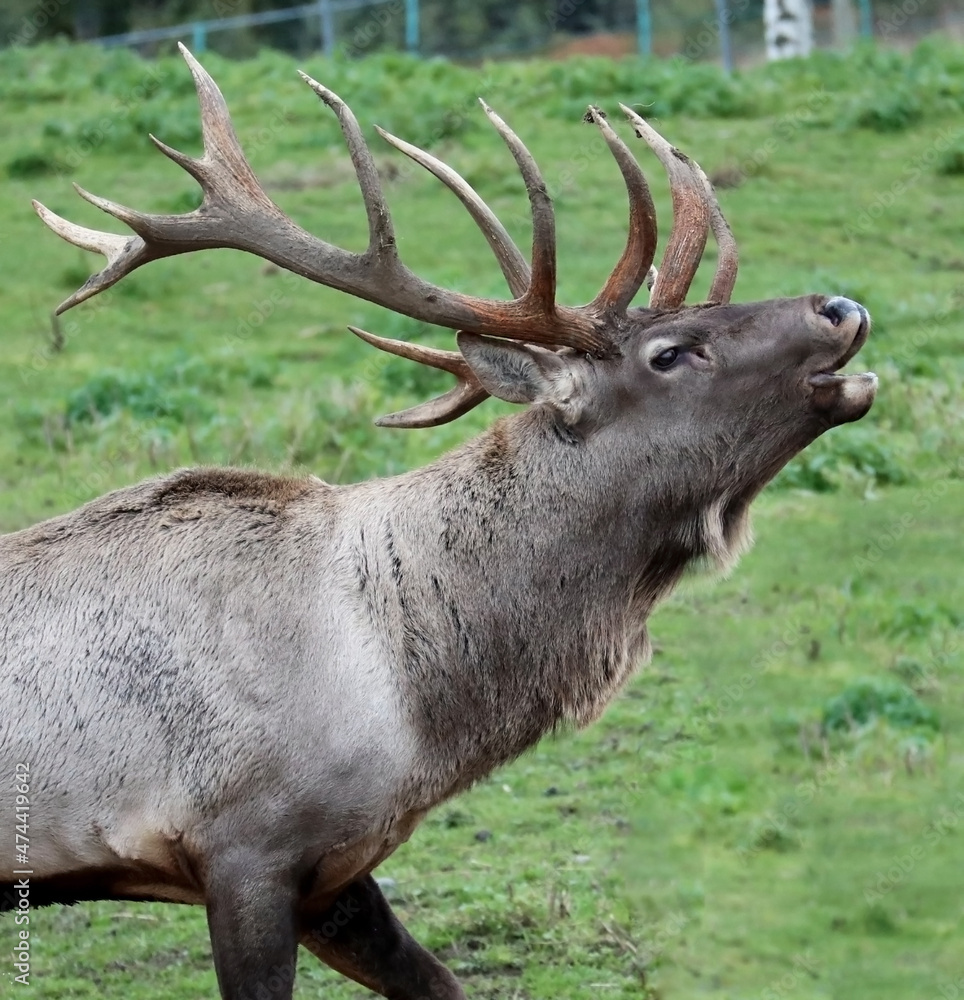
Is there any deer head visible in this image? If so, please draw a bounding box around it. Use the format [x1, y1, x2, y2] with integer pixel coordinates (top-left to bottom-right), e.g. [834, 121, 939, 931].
[33, 45, 875, 505]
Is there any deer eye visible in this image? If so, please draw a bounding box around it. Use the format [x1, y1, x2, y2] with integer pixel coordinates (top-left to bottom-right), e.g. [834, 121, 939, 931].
[651, 347, 680, 371]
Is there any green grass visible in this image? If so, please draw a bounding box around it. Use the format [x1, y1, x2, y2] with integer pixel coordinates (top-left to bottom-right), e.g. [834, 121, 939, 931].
[2, 39, 963, 1000]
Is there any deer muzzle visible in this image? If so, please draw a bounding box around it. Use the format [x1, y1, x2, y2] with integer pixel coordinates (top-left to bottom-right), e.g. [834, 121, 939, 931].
[809, 296, 876, 425]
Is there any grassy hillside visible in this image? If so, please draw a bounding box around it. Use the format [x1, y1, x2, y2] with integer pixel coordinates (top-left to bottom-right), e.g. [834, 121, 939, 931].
[2, 39, 963, 999]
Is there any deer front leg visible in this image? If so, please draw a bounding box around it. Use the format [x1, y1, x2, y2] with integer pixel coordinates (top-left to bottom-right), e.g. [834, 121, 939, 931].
[205, 849, 299, 1000]
[300, 875, 465, 1000]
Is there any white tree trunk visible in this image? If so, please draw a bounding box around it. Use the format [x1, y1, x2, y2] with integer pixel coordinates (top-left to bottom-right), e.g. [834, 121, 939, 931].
[764, 0, 814, 60]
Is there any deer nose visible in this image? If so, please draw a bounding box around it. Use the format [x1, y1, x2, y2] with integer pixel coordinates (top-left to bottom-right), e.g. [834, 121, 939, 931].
[820, 296, 868, 335]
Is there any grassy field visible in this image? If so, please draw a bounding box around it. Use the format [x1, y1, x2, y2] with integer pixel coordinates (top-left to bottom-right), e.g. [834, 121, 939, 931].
[2, 39, 964, 1000]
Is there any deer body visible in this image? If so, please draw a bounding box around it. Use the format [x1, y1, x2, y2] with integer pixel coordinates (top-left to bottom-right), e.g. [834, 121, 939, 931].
[1, 404, 706, 894]
[2, 46, 877, 1000]
[1, 469, 414, 903]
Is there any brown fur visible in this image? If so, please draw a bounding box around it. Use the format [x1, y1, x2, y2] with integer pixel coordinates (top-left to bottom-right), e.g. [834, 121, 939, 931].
[150, 467, 319, 509]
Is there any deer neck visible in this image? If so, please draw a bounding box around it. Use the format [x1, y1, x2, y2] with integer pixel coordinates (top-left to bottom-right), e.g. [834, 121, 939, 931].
[361, 410, 745, 806]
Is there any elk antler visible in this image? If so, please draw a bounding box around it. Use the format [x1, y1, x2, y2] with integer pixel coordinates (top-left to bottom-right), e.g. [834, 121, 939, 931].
[34, 45, 737, 429]
[347, 326, 486, 429]
[619, 104, 738, 309]
[584, 106, 658, 316]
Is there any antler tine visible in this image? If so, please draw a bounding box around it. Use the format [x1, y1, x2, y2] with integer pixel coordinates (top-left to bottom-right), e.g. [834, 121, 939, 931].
[479, 101, 556, 315]
[703, 176, 739, 304]
[30, 201, 156, 314]
[299, 72, 395, 256]
[374, 126, 530, 298]
[348, 326, 488, 428]
[619, 105, 710, 310]
[585, 106, 658, 315]
[34, 42, 285, 314]
[169, 44, 269, 200]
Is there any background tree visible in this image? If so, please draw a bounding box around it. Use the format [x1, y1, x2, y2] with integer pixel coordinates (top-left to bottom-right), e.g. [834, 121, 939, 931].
[764, 0, 814, 58]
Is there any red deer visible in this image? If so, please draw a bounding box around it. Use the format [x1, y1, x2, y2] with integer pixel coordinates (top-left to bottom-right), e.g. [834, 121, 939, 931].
[2, 45, 876, 1000]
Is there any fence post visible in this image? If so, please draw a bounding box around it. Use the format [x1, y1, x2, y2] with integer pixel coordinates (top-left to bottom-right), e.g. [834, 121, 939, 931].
[191, 22, 207, 53]
[636, 0, 651, 55]
[857, 0, 873, 37]
[715, 0, 733, 73]
[318, 0, 335, 57]
[405, 0, 419, 54]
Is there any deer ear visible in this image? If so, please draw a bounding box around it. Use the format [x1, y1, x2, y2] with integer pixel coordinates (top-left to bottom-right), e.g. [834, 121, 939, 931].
[457, 332, 577, 411]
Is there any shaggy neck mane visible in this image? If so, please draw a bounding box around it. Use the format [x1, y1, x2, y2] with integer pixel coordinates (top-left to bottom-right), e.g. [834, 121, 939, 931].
[356, 410, 754, 807]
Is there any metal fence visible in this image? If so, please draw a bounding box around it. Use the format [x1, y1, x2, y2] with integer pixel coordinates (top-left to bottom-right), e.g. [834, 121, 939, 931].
[21, 0, 964, 68]
[96, 0, 419, 60]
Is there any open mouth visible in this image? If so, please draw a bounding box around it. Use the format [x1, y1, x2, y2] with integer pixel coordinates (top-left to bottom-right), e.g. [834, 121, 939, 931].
[806, 298, 877, 425]
[808, 369, 876, 389]
[808, 300, 874, 389]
